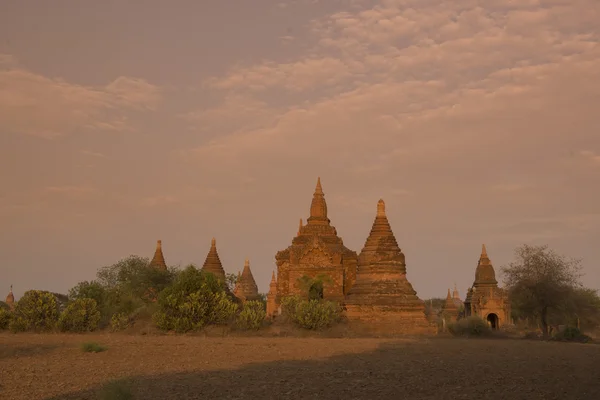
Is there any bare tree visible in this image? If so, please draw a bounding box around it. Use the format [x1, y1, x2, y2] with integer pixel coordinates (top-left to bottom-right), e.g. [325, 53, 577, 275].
[501, 244, 583, 337]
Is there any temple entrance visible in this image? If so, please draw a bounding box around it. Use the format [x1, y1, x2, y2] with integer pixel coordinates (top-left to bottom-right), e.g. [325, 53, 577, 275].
[308, 282, 324, 300]
[487, 313, 499, 330]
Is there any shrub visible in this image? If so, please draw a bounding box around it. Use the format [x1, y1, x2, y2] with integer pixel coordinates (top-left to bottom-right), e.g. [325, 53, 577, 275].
[281, 296, 342, 330]
[152, 266, 238, 333]
[235, 300, 266, 331]
[110, 312, 133, 332]
[0, 307, 11, 330]
[58, 298, 101, 333]
[448, 316, 492, 337]
[81, 342, 107, 353]
[8, 290, 59, 332]
[551, 326, 592, 343]
[153, 290, 238, 333]
[97, 378, 133, 400]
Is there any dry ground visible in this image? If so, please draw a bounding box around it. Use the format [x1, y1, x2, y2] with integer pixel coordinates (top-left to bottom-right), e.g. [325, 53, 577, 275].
[0, 333, 599, 400]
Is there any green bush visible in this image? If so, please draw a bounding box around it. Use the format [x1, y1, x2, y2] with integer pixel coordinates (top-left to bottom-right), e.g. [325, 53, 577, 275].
[8, 290, 59, 332]
[281, 296, 342, 330]
[80, 342, 106, 353]
[58, 298, 101, 333]
[551, 326, 592, 343]
[110, 312, 133, 332]
[152, 266, 238, 333]
[0, 307, 11, 330]
[448, 316, 491, 337]
[235, 300, 266, 330]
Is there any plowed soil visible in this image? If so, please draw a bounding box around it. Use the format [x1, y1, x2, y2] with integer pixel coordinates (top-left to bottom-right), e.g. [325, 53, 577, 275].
[1, 333, 599, 400]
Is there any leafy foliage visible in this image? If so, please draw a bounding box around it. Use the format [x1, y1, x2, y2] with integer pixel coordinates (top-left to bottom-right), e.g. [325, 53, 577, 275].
[0, 307, 11, 330]
[550, 326, 592, 343]
[0, 300, 10, 311]
[81, 342, 107, 353]
[235, 300, 267, 330]
[96, 255, 175, 302]
[58, 298, 101, 332]
[152, 266, 238, 333]
[296, 274, 333, 300]
[8, 290, 59, 332]
[448, 316, 492, 337]
[501, 244, 595, 337]
[280, 296, 342, 330]
[110, 312, 133, 332]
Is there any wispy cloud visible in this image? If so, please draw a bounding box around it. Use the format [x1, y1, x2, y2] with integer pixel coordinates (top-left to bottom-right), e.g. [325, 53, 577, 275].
[0, 56, 161, 139]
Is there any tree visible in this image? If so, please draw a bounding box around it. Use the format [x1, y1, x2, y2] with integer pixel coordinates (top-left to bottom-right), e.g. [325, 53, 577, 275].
[501, 244, 583, 337]
[225, 272, 239, 292]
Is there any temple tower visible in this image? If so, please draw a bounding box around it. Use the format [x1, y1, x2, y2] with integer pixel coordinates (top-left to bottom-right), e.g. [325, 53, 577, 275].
[149, 240, 167, 270]
[200, 238, 233, 296]
[5, 285, 14, 311]
[274, 178, 358, 305]
[266, 271, 278, 318]
[441, 288, 460, 321]
[463, 245, 511, 329]
[234, 259, 260, 302]
[345, 199, 433, 334]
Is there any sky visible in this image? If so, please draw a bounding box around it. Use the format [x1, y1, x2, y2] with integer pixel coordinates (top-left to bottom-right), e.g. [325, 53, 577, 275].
[1, 0, 599, 301]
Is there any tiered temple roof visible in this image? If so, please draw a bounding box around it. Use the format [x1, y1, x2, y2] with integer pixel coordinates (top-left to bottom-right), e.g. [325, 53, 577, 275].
[234, 259, 260, 302]
[149, 240, 167, 270]
[344, 199, 432, 333]
[346, 199, 423, 306]
[201, 238, 227, 283]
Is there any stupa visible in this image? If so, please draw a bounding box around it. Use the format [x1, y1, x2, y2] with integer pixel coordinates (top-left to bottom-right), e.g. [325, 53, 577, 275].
[344, 199, 433, 334]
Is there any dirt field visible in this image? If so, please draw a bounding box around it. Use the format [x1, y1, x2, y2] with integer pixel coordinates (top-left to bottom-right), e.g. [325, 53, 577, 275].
[0, 333, 598, 400]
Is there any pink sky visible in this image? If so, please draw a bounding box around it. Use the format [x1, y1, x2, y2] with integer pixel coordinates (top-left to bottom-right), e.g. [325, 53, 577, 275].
[1, 0, 599, 300]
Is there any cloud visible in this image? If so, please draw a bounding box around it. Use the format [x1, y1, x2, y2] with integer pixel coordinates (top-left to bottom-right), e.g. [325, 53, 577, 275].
[0, 55, 161, 139]
[188, 0, 599, 171]
[580, 150, 600, 165]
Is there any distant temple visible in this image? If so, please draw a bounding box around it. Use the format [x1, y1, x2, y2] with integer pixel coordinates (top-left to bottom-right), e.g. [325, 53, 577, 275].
[5, 285, 14, 311]
[463, 245, 511, 329]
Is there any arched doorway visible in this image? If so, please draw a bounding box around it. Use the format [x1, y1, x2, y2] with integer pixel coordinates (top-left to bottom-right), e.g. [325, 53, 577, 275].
[308, 282, 324, 300]
[486, 313, 499, 330]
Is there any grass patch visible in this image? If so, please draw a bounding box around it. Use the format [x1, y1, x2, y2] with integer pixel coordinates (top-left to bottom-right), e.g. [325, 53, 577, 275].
[81, 342, 107, 353]
[97, 378, 133, 400]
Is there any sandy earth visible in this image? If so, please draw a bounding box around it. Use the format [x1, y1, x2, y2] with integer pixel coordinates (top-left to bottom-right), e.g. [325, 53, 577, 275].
[0, 333, 599, 400]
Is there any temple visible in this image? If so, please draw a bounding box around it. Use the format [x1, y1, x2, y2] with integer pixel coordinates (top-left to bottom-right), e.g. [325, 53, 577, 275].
[149, 240, 167, 270]
[201, 238, 227, 283]
[266, 271, 278, 318]
[274, 178, 358, 303]
[463, 245, 511, 329]
[234, 259, 260, 302]
[344, 199, 433, 333]
[5, 285, 14, 311]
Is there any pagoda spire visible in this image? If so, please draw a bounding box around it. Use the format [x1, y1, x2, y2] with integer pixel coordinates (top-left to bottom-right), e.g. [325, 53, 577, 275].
[201, 237, 227, 283]
[149, 240, 167, 270]
[481, 244, 487, 257]
[234, 258, 259, 302]
[5, 285, 15, 310]
[307, 177, 329, 225]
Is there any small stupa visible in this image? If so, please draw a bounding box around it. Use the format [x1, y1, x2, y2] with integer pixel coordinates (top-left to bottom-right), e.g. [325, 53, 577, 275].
[234, 259, 260, 302]
[149, 240, 167, 270]
[5, 285, 15, 311]
[266, 271, 278, 318]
